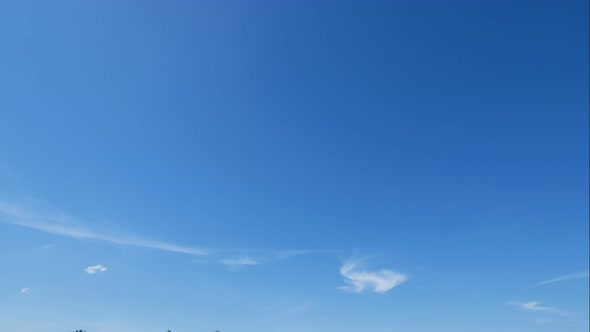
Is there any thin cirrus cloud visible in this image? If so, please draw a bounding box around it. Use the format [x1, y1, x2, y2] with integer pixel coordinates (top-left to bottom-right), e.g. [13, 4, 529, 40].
[339, 257, 408, 294]
[0, 200, 208, 256]
[85, 264, 108, 274]
[0, 199, 318, 268]
[20, 287, 31, 294]
[510, 301, 569, 316]
[217, 250, 321, 270]
[534, 271, 590, 287]
[220, 256, 260, 270]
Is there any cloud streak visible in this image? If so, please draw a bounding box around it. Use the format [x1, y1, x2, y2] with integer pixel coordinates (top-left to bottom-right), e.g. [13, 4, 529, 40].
[510, 301, 569, 316]
[0, 200, 208, 256]
[0, 199, 335, 273]
[534, 271, 590, 287]
[220, 256, 260, 270]
[339, 257, 407, 293]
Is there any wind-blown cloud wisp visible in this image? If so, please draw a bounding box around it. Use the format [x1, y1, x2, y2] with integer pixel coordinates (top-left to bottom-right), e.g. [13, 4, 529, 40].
[0, 200, 208, 256]
[510, 301, 569, 316]
[534, 271, 590, 287]
[339, 257, 407, 293]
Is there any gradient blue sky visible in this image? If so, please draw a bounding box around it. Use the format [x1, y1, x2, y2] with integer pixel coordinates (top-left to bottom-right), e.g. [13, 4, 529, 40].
[0, 1, 588, 331]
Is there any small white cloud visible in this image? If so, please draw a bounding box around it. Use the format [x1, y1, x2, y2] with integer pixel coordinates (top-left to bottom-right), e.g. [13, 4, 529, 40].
[20, 287, 31, 294]
[339, 258, 407, 293]
[221, 256, 259, 270]
[510, 301, 568, 316]
[84, 264, 108, 274]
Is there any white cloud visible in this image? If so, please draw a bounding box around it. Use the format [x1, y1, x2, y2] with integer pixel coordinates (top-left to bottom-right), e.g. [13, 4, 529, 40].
[510, 301, 569, 316]
[0, 200, 208, 256]
[20, 287, 31, 294]
[339, 258, 407, 293]
[85, 264, 108, 274]
[535, 271, 589, 286]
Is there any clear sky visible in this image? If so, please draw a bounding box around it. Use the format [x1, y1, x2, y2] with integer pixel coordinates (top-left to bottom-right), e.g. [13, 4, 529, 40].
[0, 1, 588, 331]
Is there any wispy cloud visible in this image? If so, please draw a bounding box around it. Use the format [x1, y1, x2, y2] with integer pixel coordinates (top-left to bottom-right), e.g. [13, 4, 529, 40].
[217, 250, 321, 270]
[339, 257, 407, 293]
[0, 199, 329, 270]
[510, 301, 569, 316]
[85, 264, 108, 274]
[534, 271, 590, 287]
[220, 256, 260, 270]
[0, 200, 207, 256]
[20, 287, 31, 294]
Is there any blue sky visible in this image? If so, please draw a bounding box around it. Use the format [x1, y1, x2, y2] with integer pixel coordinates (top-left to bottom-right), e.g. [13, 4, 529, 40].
[0, 0, 588, 331]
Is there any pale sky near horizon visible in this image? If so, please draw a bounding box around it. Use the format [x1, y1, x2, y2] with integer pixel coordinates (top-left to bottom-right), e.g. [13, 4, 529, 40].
[0, 1, 588, 332]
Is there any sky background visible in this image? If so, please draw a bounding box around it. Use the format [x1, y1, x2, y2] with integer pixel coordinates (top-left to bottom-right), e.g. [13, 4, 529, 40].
[0, 0, 588, 331]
